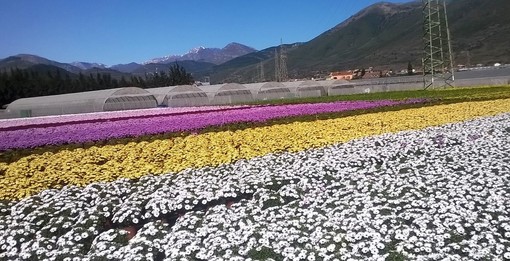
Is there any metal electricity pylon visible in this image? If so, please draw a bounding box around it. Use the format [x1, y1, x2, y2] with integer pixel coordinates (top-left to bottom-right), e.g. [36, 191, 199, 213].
[422, 0, 455, 89]
[274, 39, 288, 82]
[279, 41, 288, 82]
[275, 49, 280, 82]
[258, 61, 265, 82]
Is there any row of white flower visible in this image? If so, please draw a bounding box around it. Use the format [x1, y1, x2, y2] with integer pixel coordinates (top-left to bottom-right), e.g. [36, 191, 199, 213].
[1, 113, 510, 260]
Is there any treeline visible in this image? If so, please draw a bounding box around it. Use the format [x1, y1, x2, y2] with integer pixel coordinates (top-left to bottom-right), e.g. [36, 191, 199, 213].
[0, 64, 194, 108]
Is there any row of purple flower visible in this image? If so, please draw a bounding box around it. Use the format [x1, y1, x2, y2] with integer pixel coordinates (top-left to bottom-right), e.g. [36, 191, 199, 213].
[0, 105, 249, 131]
[0, 99, 426, 151]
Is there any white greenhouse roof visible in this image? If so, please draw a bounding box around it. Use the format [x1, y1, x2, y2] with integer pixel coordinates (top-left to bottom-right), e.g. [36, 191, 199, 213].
[320, 79, 350, 87]
[260, 82, 287, 91]
[244, 82, 290, 96]
[282, 81, 305, 88]
[244, 82, 266, 95]
[199, 83, 248, 94]
[7, 87, 154, 109]
[6, 87, 158, 118]
[298, 80, 322, 88]
[147, 85, 208, 105]
[283, 80, 325, 90]
[147, 85, 205, 95]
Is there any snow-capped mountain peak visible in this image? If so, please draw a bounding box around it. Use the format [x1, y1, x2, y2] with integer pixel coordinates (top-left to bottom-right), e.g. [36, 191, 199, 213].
[143, 43, 256, 65]
[70, 62, 107, 70]
[189, 46, 206, 54]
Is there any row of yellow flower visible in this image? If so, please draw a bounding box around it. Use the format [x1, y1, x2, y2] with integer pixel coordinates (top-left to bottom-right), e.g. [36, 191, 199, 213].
[1, 98, 510, 200]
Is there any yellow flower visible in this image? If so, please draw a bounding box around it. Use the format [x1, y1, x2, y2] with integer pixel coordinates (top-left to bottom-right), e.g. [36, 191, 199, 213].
[1, 98, 510, 200]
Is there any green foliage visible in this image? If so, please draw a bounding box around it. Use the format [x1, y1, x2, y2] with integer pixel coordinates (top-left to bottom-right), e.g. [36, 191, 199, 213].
[0, 68, 128, 107]
[0, 64, 194, 107]
[244, 85, 510, 106]
[247, 246, 283, 260]
[143, 64, 194, 88]
[447, 231, 465, 244]
[407, 62, 413, 76]
[209, 0, 510, 83]
[168, 64, 194, 86]
[386, 251, 407, 261]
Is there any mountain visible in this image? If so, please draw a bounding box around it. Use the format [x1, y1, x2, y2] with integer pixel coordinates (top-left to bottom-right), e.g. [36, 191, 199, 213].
[210, 43, 303, 83]
[131, 60, 215, 80]
[288, 1, 423, 73]
[208, 0, 510, 83]
[19, 64, 79, 78]
[444, 0, 510, 64]
[0, 54, 82, 74]
[71, 62, 107, 70]
[110, 62, 143, 73]
[288, 0, 510, 72]
[144, 42, 257, 65]
[82, 68, 132, 79]
[2, 0, 508, 85]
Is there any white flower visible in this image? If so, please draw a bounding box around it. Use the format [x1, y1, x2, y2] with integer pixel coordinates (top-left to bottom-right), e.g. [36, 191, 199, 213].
[2, 113, 510, 259]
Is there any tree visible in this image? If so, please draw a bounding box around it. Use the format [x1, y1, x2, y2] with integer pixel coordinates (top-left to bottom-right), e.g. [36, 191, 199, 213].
[407, 61, 414, 76]
[119, 76, 129, 87]
[360, 68, 366, 77]
[0, 65, 197, 107]
[168, 64, 194, 86]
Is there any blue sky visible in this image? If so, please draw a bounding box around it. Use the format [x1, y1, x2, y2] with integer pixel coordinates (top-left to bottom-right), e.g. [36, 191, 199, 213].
[0, 0, 410, 66]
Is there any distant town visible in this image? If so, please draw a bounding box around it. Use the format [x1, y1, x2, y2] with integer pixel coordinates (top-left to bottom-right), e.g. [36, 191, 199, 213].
[327, 63, 508, 81]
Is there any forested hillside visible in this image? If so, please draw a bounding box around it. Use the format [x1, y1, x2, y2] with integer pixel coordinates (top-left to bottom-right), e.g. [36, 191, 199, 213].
[0, 64, 193, 107]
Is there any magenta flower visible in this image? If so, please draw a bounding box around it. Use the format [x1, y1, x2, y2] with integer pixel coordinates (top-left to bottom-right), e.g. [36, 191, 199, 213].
[0, 99, 426, 151]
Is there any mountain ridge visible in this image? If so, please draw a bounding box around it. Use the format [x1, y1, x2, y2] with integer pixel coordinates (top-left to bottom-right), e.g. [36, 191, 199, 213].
[71, 62, 107, 70]
[0, 54, 83, 74]
[210, 0, 510, 83]
[143, 42, 257, 65]
[1, 0, 509, 84]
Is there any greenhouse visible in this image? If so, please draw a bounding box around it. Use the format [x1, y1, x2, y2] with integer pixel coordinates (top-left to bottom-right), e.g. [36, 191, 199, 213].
[5, 87, 158, 118]
[245, 82, 294, 101]
[324, 79, 357, 96]
[286, 81, 327, 98]
[201, 83, 254, 105]
[147, 85, 210, 107]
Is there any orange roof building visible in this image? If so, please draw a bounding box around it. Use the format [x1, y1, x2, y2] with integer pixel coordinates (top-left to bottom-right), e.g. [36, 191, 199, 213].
[329, 71, 356, 80]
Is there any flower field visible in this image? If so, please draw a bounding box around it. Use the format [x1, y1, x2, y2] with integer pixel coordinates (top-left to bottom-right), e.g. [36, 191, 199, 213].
[1, 87, 510, 260]
[0, 105, 255, 130]
[0, 99, 426, 151]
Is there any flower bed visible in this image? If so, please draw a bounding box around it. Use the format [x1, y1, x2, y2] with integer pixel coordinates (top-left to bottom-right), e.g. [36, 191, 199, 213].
[1, 113, 509, 260]
[0, 105, 250, 130]
[1, 98, 509, 200]
[0, 99, 426, 151]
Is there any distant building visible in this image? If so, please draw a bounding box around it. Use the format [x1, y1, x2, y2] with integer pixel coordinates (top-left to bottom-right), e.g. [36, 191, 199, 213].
[384, 70, 395, 77]
[329, 70, 356, 80]
[362, 71, 382, 79]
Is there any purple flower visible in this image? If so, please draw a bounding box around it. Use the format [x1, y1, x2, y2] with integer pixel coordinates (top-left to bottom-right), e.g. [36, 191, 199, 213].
[0, 99, 426, 151]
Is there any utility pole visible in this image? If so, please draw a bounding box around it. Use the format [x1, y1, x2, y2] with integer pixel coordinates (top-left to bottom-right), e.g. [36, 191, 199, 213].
[422, 0, 455, 89]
